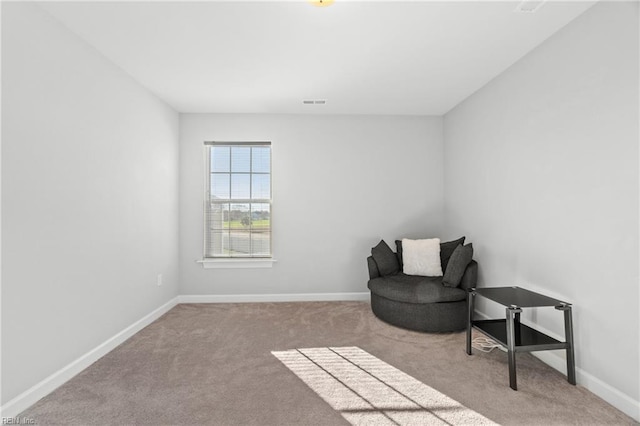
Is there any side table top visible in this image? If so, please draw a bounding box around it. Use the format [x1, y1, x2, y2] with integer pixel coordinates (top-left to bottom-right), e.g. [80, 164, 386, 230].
[474, 286, 568, 308]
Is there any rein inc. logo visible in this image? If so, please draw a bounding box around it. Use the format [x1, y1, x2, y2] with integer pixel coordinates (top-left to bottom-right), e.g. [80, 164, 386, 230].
[2, 417, 35, 425]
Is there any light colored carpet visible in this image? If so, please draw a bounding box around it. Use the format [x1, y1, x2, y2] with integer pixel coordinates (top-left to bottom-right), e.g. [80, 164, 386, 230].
[19, 302, 637, 425]
[273, 346, 496, 425]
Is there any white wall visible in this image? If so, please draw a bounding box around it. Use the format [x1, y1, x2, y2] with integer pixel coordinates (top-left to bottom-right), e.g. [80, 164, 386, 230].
[444, 0, 639, 417]
[180, 114, 443, 296]
[1, 3, 179, 404]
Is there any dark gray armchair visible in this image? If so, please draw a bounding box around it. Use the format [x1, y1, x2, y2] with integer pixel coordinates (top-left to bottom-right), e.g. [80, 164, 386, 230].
[366, 239, 477, 333]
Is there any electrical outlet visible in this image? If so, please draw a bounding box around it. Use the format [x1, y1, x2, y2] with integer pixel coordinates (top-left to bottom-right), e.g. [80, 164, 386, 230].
[157, 273, 163, 286]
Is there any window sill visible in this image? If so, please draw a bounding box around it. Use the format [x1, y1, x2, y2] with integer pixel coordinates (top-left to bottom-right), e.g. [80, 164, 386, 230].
[197, 258, 277, 269]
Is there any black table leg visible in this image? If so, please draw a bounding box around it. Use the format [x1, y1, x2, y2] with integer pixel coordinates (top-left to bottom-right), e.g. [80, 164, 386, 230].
[506, 306, 522, 390]
[466, 289, 476, 355]
[557, 303, 576, 385]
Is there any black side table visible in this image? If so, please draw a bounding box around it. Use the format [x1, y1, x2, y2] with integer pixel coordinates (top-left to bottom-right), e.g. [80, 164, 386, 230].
[466, 286, 576, 390]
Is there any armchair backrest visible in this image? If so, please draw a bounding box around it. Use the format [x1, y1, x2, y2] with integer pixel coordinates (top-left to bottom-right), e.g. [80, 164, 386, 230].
[367, 256, 380, 280]
[367, 254, 478, 291]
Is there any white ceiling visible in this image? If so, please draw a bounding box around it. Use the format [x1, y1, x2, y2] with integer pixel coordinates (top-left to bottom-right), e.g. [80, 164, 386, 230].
[38, 1, 596, 115]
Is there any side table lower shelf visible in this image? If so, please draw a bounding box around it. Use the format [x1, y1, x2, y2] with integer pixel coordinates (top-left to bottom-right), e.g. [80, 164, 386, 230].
[473, 319, 569, 352]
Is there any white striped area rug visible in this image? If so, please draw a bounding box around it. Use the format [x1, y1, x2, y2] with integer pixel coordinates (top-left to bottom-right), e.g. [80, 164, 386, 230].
[272, 346, 498, 426]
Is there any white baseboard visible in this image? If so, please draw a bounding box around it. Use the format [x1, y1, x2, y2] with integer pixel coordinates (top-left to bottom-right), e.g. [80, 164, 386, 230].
[0, 296, 179, 419]
[474, 310, 640, 421]
[178, 292, 371, 303]
[532, 351, 639, 421]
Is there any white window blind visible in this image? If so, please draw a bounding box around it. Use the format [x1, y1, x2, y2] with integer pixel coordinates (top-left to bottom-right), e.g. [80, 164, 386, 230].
[204, 142, 272, 258]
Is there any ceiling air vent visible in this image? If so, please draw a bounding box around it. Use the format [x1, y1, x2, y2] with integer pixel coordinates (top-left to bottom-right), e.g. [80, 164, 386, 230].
[514, 0, 546, 13]
[303, 99, 327, 105]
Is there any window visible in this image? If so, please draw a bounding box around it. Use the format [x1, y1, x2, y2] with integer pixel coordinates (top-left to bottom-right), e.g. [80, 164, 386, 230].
[204, 142, 271, 258]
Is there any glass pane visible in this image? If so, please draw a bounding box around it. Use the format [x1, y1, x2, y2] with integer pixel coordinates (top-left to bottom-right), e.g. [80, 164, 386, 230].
[229, 203, 251, 230]
[251, 203, 270, 231]
[252, 147, 270, 173]
[231, 147, 251, 172]
[211, 146, 230, 173]
[251, 232, 271, 256]
[208, 203, 229, 229]
[211, 174, 230, 199]
[251, 174, 270, 199]
[229, 230, 251, 256]
[231, 174, 250, 199]
[207, 229, 228, 257]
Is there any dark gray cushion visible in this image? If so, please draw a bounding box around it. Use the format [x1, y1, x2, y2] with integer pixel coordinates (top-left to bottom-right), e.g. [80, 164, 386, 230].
[368, 274, 467, 304]
[459, 260, 478, 291]
[443, 243, 474, 288]
[371, 240, 399, 277]
[441, 236, 466, 271]
[395, 240, 403, 266]
[367, 256, 380, 280]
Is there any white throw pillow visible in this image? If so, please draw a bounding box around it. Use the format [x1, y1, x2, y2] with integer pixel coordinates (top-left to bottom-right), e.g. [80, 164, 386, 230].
[402, 238, 443, 277]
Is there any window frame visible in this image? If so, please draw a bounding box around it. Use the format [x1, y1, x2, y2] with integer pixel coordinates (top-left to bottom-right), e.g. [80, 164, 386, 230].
[203, 141, 273, 260]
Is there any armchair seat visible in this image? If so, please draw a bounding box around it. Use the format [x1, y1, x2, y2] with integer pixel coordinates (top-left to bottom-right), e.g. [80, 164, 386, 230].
[368, 274, 467, 304]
